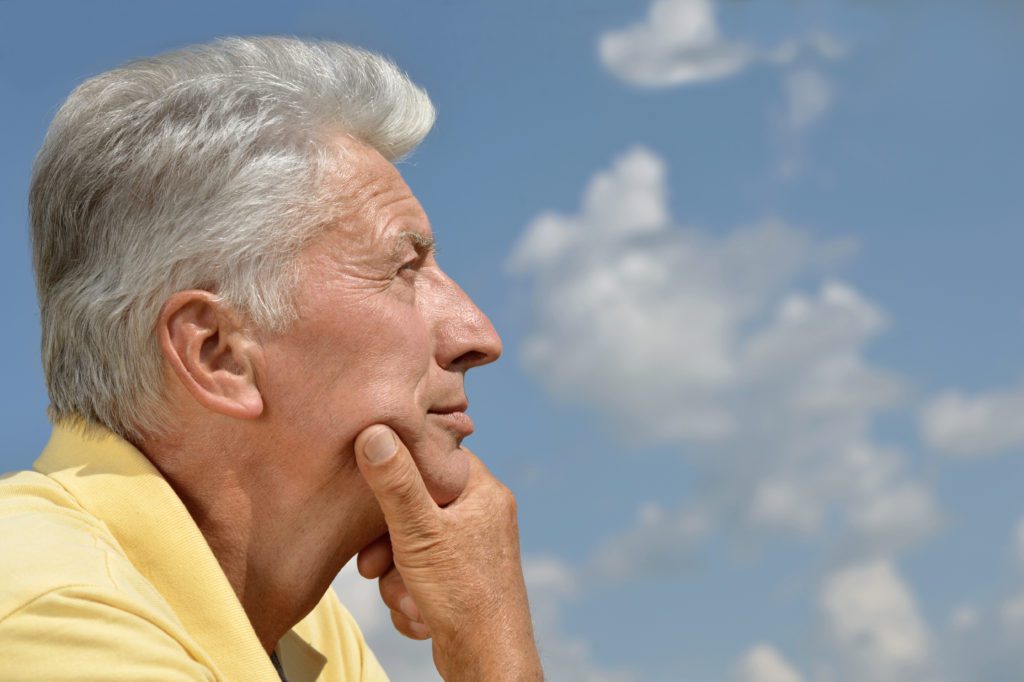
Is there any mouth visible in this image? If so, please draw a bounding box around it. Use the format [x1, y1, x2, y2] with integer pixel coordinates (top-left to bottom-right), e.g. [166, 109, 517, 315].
[427, 402, 474, 438]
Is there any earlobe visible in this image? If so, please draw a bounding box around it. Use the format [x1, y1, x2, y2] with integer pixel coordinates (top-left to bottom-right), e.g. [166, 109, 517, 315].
[158, 291, 265, 420]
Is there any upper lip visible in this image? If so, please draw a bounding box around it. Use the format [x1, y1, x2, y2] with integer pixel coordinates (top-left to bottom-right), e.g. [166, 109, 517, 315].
[428, 401, 468, 414]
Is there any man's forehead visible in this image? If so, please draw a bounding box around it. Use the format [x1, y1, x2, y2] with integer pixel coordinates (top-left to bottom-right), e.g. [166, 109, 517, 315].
[325, 134, 432, 240]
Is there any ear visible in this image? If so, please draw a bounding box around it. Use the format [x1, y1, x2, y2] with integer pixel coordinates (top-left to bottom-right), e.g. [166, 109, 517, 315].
[157, 290, 264, 420]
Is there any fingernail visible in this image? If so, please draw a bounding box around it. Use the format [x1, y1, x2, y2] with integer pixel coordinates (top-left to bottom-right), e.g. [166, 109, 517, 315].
[399, 595, 421, 622]
[365, 427, 397, 463]
[409, 621, 431, 638]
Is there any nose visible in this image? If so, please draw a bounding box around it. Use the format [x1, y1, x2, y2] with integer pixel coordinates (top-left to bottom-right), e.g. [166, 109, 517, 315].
[432, 272, 503, 372]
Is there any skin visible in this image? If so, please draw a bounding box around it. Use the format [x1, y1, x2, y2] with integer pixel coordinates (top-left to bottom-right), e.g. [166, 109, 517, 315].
[141, 135, 541, 679]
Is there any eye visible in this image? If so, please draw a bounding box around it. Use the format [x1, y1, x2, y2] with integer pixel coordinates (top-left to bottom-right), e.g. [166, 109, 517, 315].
[397, 247, 434, 277]
[394, 254, 424, 283]
[398, 257, 419, 275]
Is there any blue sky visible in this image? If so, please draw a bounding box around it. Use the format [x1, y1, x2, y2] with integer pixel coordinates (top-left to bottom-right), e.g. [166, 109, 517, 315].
[3, 1, 1024, 680]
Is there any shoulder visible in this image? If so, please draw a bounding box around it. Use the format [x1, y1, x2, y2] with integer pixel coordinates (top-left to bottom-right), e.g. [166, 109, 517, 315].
[0, 470, 216, 679]
[0, 470, 114, 611]
[0, 470, 143, 615]
[0, 583, 215, 681]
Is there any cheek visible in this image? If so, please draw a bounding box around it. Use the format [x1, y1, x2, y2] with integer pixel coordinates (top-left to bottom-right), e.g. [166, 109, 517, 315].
[351, 314, 433, 412]
[308, 307, 435, 444]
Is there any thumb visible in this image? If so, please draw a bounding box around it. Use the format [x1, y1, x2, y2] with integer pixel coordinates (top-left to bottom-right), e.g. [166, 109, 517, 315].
[354, 425, 437, 534]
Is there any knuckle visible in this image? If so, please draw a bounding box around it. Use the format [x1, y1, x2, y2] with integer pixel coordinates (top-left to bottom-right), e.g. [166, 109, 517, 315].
[494, 483, 517, 514]
[383, 464, 418, 499]
[380, 470, 430, 520]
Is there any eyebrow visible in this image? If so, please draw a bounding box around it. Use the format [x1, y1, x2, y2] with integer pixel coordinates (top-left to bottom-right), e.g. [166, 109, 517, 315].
[392, 230, 436, 259]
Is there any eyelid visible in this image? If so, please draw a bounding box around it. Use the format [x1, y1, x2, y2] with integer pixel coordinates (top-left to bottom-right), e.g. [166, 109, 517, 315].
[398, 247, 434, 274]
[406, 243, 438, 266]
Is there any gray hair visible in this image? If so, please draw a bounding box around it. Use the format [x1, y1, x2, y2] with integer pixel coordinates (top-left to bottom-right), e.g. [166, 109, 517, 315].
[30, 36, 436, 441]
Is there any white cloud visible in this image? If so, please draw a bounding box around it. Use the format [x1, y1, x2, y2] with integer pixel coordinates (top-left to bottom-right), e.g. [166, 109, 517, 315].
[735, 644, 805, 682]
[513, 148, 938, 577]
[598, 0, 843, 88]
[820, 560, 932, 682]
[599, 0, 751, 87]
[510, 147, 871, 444]
[920, 384, 1024, 457]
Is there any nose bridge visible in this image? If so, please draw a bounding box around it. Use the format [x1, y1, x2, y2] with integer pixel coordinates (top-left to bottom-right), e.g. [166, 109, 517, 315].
[431, 268, 502, 369]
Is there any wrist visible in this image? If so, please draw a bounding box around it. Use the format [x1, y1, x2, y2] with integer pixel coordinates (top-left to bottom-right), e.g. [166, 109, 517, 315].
[435, 616, 542, 681]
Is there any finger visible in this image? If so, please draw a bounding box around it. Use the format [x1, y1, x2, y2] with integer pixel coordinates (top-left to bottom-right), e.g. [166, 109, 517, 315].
[379, 566, 421, 623]
[354, 424, 438, 535]
[390, 609, 432, 640]
[356, 534, 393, 579]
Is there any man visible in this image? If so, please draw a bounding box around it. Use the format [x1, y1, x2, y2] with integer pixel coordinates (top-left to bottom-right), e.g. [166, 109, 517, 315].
[0, 36, 543, 681]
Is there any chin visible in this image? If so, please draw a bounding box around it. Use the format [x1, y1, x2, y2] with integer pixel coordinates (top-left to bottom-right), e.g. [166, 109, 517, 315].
[414, 445, 470, 506]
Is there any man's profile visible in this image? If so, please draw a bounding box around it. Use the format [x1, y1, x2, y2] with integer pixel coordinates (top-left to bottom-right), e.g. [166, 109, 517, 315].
[0, 36, 542, 681]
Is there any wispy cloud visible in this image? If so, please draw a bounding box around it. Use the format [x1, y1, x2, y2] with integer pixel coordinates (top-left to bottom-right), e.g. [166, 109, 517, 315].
[523, 557, 635, 682]
[783, 67, 834, 133]
[332, 563, 440, 682]
[598, 0, 843, 89]
[590, 502, 710, 582]
[920, 383, 1024, 457]
[776, 66, 835, 178]
[1015, 518, 1024, 570]
[510, 147, 939, 582]
[949, 604, 981, 634]
[926, 519, 1024, 679]
[331, 557, 630, 682]
[735, 644, 805, 682]
[599, 0, 844, 180]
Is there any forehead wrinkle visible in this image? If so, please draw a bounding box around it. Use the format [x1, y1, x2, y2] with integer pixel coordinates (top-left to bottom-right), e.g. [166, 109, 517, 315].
[326, 136, 411, 222]
[324, 136, 435, 261]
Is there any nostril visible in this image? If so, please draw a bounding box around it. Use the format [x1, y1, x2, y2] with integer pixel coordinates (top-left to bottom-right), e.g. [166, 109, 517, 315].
[450, 350, 489, 371]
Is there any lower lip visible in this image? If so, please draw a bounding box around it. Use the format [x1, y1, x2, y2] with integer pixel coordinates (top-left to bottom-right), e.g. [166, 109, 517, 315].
[428, 411, 474, 437]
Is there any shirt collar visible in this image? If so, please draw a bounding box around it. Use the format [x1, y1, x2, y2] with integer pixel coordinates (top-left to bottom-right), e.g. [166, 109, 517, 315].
[34, 422, 327, 682]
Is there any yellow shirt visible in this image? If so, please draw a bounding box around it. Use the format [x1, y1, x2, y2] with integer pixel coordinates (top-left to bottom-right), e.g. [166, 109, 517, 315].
[0, 424, 389, 682]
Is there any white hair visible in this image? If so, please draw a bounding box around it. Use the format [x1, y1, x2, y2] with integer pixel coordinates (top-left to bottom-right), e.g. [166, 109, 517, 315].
[30, 36, 436, 441]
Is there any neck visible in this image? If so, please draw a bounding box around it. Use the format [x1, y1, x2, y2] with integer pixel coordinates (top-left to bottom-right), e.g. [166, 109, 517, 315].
[140, 426, 384, 654]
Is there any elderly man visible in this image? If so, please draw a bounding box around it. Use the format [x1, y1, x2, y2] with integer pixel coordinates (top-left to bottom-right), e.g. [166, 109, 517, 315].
[0, 37, 542, 681]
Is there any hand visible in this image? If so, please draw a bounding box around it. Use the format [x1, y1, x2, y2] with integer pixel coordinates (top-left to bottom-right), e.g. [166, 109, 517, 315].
[353, 425, 543, 681]
[356, 535, 431, 640]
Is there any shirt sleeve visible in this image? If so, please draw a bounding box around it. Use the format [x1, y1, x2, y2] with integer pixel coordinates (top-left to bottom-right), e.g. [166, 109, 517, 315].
[0, 585, 217, 681]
